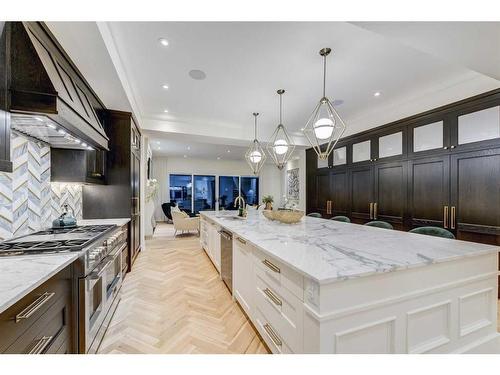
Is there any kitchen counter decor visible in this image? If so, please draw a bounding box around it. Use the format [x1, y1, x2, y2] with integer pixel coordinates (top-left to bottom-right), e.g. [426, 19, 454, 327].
[262, 209, 304, 224]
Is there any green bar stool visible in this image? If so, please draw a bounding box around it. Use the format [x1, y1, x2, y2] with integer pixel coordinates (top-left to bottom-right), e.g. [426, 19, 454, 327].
[409, 226, 455, 239]
[307, 212, 322, 218]
[364, 220, 393, 230]
[330, 216, 350, 223]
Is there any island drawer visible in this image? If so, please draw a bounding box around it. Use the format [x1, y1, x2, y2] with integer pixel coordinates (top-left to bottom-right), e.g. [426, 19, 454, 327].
[253, 306, 293, 354]
[252, 247, 303, 300]
[0, 266, 72, 353]
[254, 266, 302, 353]
[3, 291, 71, 354]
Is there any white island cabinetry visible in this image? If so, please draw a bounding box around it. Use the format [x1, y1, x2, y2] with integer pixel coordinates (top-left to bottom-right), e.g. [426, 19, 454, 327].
[200, 211, 500, 354]
[200, 217, 221, 272]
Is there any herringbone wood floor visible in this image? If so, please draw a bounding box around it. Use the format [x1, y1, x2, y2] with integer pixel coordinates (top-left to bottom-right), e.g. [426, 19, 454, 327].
[98, 223, 269, 354]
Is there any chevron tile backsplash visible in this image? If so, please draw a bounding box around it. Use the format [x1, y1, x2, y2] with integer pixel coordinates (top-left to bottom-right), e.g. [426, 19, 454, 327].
[0, 133, 83, 241]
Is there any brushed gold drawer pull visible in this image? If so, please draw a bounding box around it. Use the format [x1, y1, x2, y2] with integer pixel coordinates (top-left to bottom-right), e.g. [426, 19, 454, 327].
[263, 288, 282, 306]
[262, 259, 280, 274]
[27, 336, 53, 354]
[443, 206, 449, 228]
[263, 323, 282, 347]
[374, 202, 378, 219]
[450, 206, 456, 229]
[237, 237, 246, 245]
[16, 292, 55, 323]
[369, 202, 373, 219]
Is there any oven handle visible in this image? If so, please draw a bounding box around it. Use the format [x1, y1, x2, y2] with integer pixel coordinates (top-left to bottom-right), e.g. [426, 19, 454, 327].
[88, 259, 113, 280]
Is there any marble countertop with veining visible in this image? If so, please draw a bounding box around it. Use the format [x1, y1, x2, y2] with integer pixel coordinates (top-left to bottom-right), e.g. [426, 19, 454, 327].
[0, 253, 78, 314]
[0, 218, 129, 314]
[201, 210, 499, 284]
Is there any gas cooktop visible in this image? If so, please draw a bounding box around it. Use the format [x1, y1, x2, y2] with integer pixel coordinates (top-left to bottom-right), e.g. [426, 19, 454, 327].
[0, 225, 115, 256]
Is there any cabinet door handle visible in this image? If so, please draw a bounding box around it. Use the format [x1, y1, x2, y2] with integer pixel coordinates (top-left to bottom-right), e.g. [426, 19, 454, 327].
[443, 206, 449, 228]
[263, 288, 282, 306]
[15, 292, 55, 323]
[450, 145, 456, 149]
[443, 146, 449, 150]
[236, 237, 246, 245]
[27, 336, 53, 354]
[374, 203, 378, 219]
[369, 203, 373, 219]
[262, 259, 280, 274]
[263, 323, 282, 347]
[450, 206, 456, 229]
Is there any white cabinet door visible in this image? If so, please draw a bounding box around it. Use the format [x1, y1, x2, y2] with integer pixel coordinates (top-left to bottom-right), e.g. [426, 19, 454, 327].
[233, 236, 254, 317]
[213, 228, 221, 272]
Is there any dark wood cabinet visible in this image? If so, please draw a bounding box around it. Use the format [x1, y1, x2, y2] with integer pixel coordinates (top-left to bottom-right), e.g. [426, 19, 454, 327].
[349, 165, 374, 223]
[408, 155, 450, 229]
[450, 148, 500, 245]
[51, 148, 106, 184]
[309, 169, 331, 217]
[329, 168, 349, 217]
[0, 266, 74, 354]
[83, 110, 141, 272]
[374, 161, 407, 229]
[0, 23, 12, 172]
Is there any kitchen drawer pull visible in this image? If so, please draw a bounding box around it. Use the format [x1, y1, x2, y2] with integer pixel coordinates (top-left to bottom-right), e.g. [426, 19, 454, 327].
[450, 206, 456, 229]
[263, 288, 282, 306]
[369, 203, 373, 219]
[15, 292, 55, 323]
[263, 323, 282, 347]
[443, 206, 449, 228]
[236, 237, 246, 245]
[262, 259, 280, 274]
[374, 202, 378, 219]
[27, 336, 53, 354]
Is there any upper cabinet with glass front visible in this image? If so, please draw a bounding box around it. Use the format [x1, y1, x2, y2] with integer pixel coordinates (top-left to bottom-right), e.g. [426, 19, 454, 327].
[378, 131, 403, 159]
[412, 120, 445, 153]
[457, 105, 500, 146]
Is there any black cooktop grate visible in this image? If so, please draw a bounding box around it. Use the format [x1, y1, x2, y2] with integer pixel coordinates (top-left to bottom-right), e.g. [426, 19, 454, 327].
[0, 225, 115, 256]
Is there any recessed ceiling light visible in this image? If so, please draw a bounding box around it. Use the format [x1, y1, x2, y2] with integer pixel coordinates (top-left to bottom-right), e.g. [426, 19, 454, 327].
[189, 69, 206, 80]
[162, 84, 169, 90]
[217, 156, 221, 160]
[300, 128, 305, 131]
[183, 154, 187, 158]
[158, 38, 169, 47]
[75, 139, 81, 144]
[81, 142, 87, 147]
[163, 109, 169, 113]
[57, 129, 66, 135]
[187, 146, 191, 150]
[374, 92, 381, 97]
[156, 141, 160, 144]
[227, 150, 230, 153]
[87, 146, 93, 150]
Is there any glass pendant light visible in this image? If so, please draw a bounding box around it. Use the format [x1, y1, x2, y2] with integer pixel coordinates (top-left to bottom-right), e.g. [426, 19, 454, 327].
[302, 48, 346, 160]
[245, 112, 267, 175]
[267, 89, 295, 170]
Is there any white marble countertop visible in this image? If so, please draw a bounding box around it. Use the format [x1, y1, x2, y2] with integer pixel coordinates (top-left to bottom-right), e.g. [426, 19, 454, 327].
[0, 253, 78, 314]
[201, 210, 499, 284]
[0, 218, 130, 314]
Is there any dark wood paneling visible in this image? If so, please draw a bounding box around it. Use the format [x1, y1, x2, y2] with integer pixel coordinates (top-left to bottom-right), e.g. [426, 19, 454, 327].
[330, 169, 348, 217]
[408, 156, 450, 229]
[349, 165, 373, 222]
[313, 169, 330, 217]
[450, 148, 500, 244]
[374, 161, 406, 227]
[0, 23, 12, 172]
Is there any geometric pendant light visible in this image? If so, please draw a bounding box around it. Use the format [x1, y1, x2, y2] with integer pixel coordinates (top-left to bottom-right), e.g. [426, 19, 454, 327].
[266, 89, 295, 170]
[302, 48, 346, 161]
[245, 112, 267, 175]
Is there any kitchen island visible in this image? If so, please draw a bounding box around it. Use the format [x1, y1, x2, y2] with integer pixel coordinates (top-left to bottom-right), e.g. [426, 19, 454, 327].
[200, 210, 500, 354]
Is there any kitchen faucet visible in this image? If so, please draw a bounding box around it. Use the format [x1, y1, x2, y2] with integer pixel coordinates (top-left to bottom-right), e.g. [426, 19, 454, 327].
[234, 195, 246, 209]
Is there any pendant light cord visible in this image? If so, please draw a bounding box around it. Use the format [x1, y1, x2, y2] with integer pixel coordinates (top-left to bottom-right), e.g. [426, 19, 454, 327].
[254, 115, 257, 139]
[323, 54, 327, 98]
[279, 92, 283, 124]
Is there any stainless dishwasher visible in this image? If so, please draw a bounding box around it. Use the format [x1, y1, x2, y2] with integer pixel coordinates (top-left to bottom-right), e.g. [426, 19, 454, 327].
[219, 230, 233, 292]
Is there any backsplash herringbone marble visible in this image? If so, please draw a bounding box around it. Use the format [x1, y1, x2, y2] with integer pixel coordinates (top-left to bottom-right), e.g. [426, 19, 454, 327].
[0, 133, 83, 240]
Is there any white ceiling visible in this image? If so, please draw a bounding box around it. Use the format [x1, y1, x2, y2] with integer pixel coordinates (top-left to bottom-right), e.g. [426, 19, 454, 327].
[47, 22, 500, 160]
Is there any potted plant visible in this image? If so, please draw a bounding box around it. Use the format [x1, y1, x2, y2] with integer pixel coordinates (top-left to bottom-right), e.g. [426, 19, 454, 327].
[262, 195, 274, 210]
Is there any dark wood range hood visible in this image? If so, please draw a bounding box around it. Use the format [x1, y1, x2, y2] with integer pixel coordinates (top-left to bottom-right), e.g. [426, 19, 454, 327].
[2, 22, 109, 158]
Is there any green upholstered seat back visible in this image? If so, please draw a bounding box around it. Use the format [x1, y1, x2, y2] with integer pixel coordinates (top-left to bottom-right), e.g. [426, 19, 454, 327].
[364, 220, 394, 230]
[331, 216, 351, 223]
[409, 226, 455, 239]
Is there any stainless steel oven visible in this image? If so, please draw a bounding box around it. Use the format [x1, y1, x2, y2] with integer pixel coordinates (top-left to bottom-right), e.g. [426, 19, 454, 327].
[79, 227, 127, 353]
